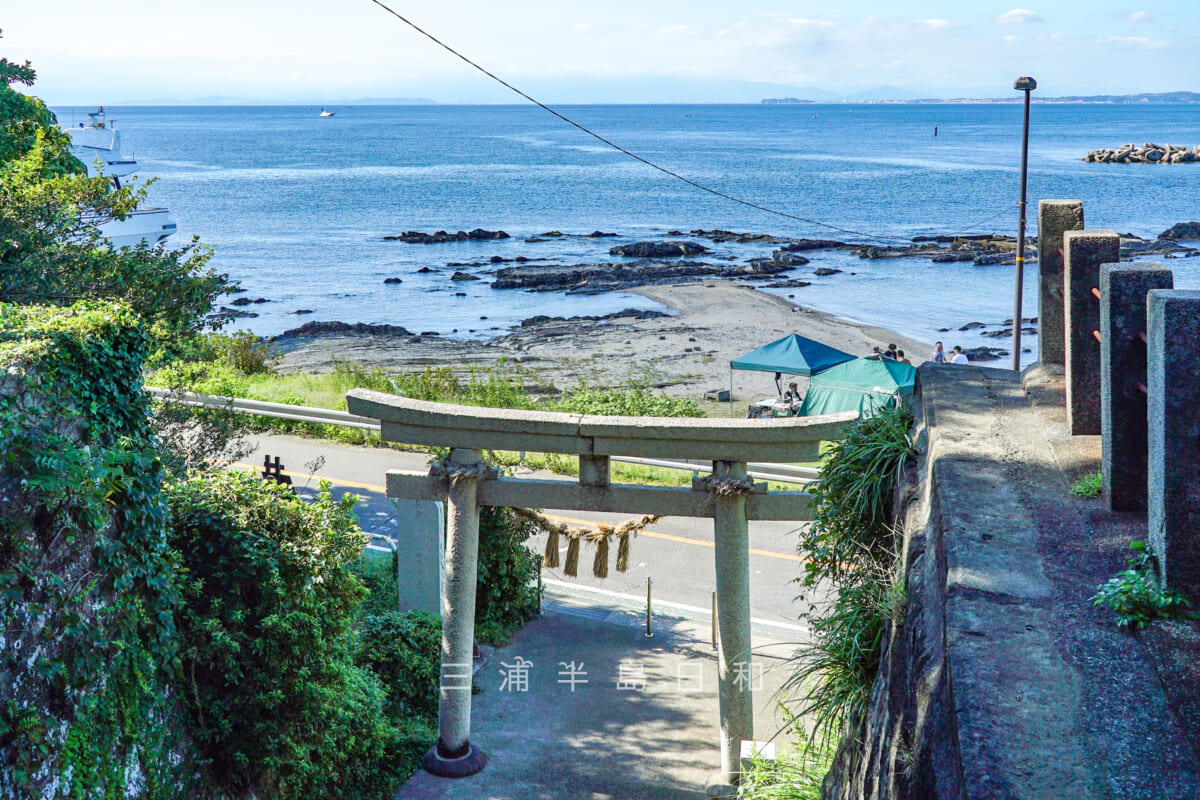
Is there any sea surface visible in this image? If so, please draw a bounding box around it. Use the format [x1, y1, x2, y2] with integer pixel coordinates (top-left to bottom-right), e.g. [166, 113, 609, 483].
[53, 103, 1200, 360]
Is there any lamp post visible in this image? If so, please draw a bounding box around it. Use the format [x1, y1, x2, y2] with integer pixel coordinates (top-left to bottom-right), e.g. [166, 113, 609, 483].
[1011, 76, 1036, 371]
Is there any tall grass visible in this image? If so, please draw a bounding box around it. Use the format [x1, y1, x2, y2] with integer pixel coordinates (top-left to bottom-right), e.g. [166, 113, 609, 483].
[787, 403, 916, 741]
[738, 734, 837, 800]
[147, 338, 715, 474]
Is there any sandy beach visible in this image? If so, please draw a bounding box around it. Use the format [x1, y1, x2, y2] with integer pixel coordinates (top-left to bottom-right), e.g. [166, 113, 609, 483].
[272, 281, 932, 401]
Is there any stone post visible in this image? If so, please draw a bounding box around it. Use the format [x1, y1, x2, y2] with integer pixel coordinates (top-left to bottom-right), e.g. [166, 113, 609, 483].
[579, 454, 611, 487]
[1038, 200, 1084, 366]
[422, 447, 488, 777]
[708, 460, 754, 793]
[393, 498, 445, 614]
[1147, 291, 1200, 603]
[1064, 230, 1119, 435]
[1100, 264, 1172, 512]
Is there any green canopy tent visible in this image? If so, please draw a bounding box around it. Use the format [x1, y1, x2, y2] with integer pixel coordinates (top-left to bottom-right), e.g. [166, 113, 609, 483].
[728, 334, 856, 416]
[798, 357, 917, 417]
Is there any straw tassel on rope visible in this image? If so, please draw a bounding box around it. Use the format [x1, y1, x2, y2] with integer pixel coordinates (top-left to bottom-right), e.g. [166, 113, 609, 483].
[563, 536, 581, 577]
[510, 508, 661, 579]
[592, 530, 610, 579]
[616, 532, 631, 573]
[543, 528, 560, 569]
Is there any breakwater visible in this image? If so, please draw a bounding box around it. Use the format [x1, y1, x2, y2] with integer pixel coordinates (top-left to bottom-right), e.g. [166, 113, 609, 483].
[1084, 143, 1199, 163]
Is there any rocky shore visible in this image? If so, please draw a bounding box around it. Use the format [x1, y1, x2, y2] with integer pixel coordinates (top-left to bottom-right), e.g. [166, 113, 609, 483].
[269, 282, 933, 399]
[490, 257, 792, 292]
[378, 227, 1197, 300]
[1085, 143, 1200, 164]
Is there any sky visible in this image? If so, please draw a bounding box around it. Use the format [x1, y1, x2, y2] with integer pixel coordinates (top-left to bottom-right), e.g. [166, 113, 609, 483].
[4, 1, 1197, 104]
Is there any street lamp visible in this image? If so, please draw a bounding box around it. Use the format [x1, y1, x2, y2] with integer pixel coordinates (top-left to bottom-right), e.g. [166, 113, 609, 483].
[1011, 76, 1036, 371]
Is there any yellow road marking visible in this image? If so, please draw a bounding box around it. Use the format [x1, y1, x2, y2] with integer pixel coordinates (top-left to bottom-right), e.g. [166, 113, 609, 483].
[229, 462, 385, 493]
[227, 463, 804, 563]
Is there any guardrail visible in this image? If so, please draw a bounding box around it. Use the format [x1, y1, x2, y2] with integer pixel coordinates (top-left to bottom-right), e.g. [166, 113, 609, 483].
[146, 386, 822, 486]
[145, 386, 381, 430]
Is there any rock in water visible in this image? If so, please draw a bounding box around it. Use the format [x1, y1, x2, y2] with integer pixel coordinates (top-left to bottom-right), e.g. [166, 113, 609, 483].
[384, 228, 510, 243]
[273, 321, 415, 339]
[609, 241, 709, 258]
[1159, 221, 1200, 240]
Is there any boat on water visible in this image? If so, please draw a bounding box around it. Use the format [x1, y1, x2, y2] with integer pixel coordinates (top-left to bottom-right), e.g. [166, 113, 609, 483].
[63, 107, 176, 248]
[319, 108, 335, 117]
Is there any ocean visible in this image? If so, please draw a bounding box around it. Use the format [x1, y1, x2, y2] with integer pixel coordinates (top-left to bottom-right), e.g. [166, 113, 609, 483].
[53, 103, 1200, 357]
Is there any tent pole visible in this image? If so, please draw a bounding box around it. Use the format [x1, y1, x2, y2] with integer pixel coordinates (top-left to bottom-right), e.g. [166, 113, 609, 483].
[729, 368, 734, 418]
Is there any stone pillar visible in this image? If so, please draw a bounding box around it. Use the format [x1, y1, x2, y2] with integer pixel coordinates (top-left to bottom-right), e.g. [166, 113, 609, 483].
[579, 454, 611, 487]
[1100, 264, 1172, 512]
[1064, 230, 1119, 435]
[422, 448, 488, 777]
[708, 460, 754, 793]
[394, 498, 445, 615]
[1147, 291, 1200, 603]
[1038, 200, 1084, 366]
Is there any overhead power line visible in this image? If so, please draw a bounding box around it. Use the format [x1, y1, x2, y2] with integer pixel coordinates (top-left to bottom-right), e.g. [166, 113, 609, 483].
[365, 0, 930, 243]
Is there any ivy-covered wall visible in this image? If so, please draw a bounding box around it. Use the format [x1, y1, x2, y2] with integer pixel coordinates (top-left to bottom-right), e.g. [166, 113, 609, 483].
[0, 301, 197, 798]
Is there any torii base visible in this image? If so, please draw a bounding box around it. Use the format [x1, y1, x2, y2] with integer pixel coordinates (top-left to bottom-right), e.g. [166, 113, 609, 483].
[421, 740, 488, 778]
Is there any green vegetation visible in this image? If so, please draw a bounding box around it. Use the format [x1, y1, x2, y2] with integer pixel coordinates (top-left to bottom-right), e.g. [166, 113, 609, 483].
[788, 404, 916, 740]
[167, 471, 430, 797]
[1091, 540, 1193, 630]
[149, 349, 713, 483]
[737, 734, 837, 800]
[553, 385, 704, 417]
[1070, 470, 1103, 498]
[475, 507, 542, 644]
[152, 355, 704, 419]
[1, 60, 546, 798]
[357, 611, 443, 719]
[1, 302, 195, 796]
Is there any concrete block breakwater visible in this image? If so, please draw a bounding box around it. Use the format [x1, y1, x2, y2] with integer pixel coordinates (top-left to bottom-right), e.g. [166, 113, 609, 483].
[1084, 143, 1200, 163]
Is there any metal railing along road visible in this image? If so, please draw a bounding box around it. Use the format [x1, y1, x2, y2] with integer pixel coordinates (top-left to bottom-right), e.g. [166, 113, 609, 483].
[145, 387, 820, 486]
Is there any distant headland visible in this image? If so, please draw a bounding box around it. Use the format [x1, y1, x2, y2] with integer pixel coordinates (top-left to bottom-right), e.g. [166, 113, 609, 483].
[762, 91, 1200, 105]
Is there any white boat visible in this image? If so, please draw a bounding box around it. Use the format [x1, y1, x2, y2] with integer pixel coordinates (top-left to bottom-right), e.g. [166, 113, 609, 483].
[63, 108, 177, 247]
[319, 108, 335, 117]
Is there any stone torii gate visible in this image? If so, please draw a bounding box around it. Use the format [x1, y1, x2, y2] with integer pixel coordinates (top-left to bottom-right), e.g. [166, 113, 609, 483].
[346, 389, 854, 789]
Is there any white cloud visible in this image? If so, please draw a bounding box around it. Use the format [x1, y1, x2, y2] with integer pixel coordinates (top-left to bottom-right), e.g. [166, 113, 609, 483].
[1099, 35, 1167, 48]
[917, 19, 952, 29]
[785, 17, 836, 29]
[997, 9, 1045, 24]
[1128, 11, 1152, 22]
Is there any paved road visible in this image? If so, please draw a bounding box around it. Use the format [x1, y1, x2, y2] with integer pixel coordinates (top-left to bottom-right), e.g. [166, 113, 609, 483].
[237, 433, 815, 639]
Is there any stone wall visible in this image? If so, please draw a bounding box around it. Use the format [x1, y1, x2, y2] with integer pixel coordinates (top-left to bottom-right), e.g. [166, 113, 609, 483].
[820, 362, 1200, 799]
[0, 302, 198, 798]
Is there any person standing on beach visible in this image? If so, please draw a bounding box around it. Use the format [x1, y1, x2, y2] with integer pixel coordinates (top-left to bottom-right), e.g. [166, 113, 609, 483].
[883, 343, 898, 360]
[869, 346, 883, 359]
[931, 342, 946, 363]
[951, 346, 969, 365]
[897, 350, 913, 365]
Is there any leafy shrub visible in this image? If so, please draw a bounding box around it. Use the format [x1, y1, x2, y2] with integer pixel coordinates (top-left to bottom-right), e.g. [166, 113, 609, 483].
[552, 386, 704, 417]
[166, 471, 409, 798]
[1092, 541, 1193, 629]
[789, 403, 915, 738]
[222, 329, 276, 374]
[476, 506, 542, 644]
[0, 302, 194, 797]
[352, 550, 402, 617]
[357, 611, 442, 718]
[1070, 470, 1103, 498]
